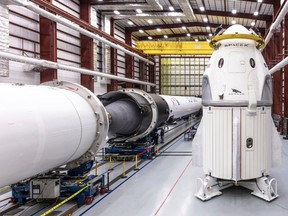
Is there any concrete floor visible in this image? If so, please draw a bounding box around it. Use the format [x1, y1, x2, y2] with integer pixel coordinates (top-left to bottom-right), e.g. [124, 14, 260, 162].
[75, 136, 288, 216]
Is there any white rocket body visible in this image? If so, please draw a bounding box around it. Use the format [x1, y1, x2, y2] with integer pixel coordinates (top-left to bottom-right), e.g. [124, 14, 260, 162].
[159, 95, 201, 119]
[194, 25, 281, 182]
[0, 81, 109, 188]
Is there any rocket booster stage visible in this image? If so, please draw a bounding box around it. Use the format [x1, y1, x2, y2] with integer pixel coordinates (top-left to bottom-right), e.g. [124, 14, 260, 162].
[99, 89, 201, 141]
[0, 81, 108, 188]
[0, 83, 201, 188]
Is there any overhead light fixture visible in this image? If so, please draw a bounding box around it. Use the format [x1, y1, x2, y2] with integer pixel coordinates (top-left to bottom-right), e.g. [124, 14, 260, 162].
[206, 38, 210, 42]
[209, 33, 213, 37]
[136, 9, 142, 13]
[254, 11, 259, 16]
[147, 19, 153, 24]
[169, 6, 174, 11]
[251, 21, 256, 26]
[206, 26, 210, 30]
[127, 21, 134, 25]
[182, 26, 186, 30]
[114, 10, 120, 15]
[203, 17, 208, 22]
[176, 18, 181, 22]
[98, 0, 103, 1]
[232, 9, 237, 14]
[156, 28, 161, 32]
[187, 33, 191, 36]
[199, 6, 205, 11]
[231, 20, 236, 24]
[195, 38, 199, 42]
[164, 35, 168, 39]
[148, 36, 152, 40]
[139, 29, 144, 33]
[257, 0, 263, 2]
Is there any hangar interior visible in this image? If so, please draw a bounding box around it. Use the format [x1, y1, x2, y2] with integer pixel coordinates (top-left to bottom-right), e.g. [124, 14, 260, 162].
[1, 0, 288, 215]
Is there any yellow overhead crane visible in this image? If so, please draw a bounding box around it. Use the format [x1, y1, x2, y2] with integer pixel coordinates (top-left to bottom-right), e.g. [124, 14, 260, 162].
[136, 41, 213, 55]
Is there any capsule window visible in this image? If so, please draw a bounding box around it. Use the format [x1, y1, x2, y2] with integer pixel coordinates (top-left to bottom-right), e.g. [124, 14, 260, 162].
[250, 58, 255, 68]
[218, 58, 224, 68]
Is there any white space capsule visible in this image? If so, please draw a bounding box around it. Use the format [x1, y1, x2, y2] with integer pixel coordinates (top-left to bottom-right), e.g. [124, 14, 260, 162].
[193, 25, 282, 201]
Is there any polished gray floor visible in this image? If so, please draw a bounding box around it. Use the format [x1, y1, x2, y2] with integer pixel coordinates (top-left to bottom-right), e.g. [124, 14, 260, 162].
[76, 136, 288, 216]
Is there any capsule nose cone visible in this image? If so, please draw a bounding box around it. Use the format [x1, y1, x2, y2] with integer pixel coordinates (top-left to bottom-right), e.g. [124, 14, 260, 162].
[223, 24, 250, 35]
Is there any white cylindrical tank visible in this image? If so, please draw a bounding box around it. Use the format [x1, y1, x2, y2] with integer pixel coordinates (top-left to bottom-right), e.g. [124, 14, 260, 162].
[160, 95, 202, 119]
[0, 81, 108, 188]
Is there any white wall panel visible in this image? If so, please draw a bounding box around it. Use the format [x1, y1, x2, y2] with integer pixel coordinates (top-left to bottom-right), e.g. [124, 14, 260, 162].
[53, 0, 80, 18]
[203, 107, 233, 179]
[241, 107, 272, 179]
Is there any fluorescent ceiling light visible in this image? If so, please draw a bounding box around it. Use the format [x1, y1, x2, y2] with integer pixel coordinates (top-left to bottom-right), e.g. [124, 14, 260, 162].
[164, 35, 168, 39]
[114, 10, 120, 15]
[251, 21, 256, 26]
[148, 36, 152, 40]
[206, 26, 210, 30]
[156, 28, 161, 32]
[187, 33, 191, 36]
[139, 29, 144, 33]
[231, 20, 236, 24]
[199, 6, 205, 11]
[147, 19, 153, 24]
[182, 26, 186, 30]
[209, 33, 213, 37]
[254, 11, 259, 16]
[176, 18, 181, 22]
[128, 21, 134, 25]
[203, 17, 208, 22]
[136, 9, 142, 13]
[195, 38, 199, 42]
[257, 0, 263, 2]
[169, 6, 174, 11]
[206, 39, 210, 42]
[232, 9, 237, 14]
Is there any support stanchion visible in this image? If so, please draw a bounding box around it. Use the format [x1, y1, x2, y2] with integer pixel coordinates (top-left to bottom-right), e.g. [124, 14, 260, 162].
[156, 144, 159, 156]
[109, 156, 113, 171]
[134, 155, 139, 170]
[95, 161, 98, 176]
[122, 160, 127, 178]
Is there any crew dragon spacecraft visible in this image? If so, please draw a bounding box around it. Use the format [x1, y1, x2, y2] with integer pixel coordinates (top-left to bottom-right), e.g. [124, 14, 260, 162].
[193, 24, 282, 201]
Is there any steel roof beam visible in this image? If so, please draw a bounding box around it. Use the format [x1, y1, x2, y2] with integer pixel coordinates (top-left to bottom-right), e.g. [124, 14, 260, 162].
[128, 22, 265, 33]
[138, 32, 208, 40]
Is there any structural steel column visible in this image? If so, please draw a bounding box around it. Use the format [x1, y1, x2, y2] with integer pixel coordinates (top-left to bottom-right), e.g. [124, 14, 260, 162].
[272, 1, 283, 132]
[80, 0, 94, 92]
[149, 62, 155, 93]
[158, 56, 162, 94]
[39, 5, 57, 83]
[107, 18, 118, 91]
[284, 16, 288, 132]
[139, 60, 146, 92]
[125, 29, 134, 88]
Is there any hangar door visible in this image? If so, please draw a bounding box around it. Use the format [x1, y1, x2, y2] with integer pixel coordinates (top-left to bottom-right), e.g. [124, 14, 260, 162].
[160, 56, 210, 96]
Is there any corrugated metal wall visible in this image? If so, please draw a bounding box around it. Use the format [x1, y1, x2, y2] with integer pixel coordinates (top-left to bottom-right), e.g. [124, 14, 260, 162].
[55, 0, 81, 83]
[0, 2, 156, 94]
